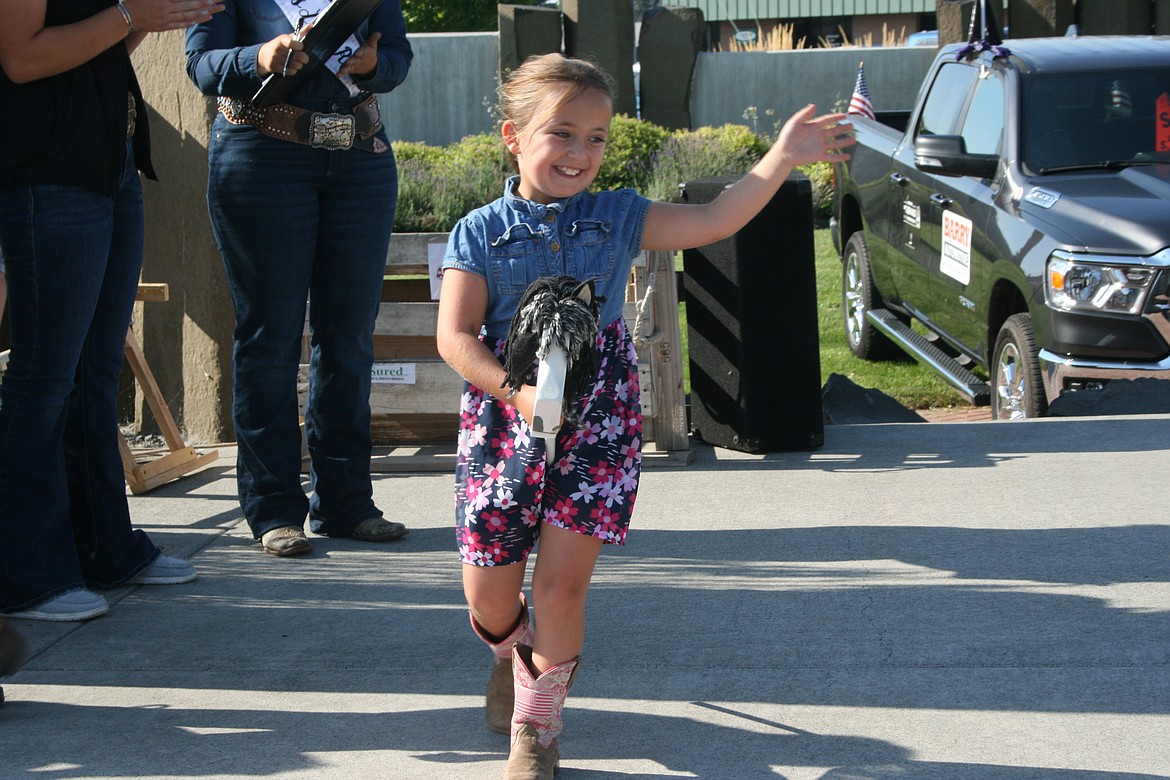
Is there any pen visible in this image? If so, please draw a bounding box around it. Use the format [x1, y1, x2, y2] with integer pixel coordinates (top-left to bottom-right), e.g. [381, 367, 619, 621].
[282, 15, 308, 78]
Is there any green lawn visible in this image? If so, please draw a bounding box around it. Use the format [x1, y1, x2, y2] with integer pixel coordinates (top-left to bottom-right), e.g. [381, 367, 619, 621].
[675, 228, 968, 411]
[811, 229, 967, 409]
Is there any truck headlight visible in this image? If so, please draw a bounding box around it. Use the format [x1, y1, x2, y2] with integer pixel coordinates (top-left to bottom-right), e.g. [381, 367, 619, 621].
[1046, 253, 1156, 315]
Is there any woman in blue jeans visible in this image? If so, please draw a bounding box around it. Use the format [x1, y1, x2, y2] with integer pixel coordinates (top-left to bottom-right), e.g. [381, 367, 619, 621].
[186, 1, 412, 557]
[0, 0, 223, 622]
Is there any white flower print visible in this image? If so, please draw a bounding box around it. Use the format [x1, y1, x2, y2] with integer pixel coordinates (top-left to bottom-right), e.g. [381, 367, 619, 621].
[597, 479, 624, 507]
[600, 414, 624, 442]
[457, 429, 473, 458]
[468, 423, 488, 449]
[483, 459, 508, 489]
[464, 503, 482, 524]
[513, 425, 531, 449]
[494, 487, 517, 511]
[471, 488, 492, 512]
[580, 423, 601, 446]
[554, 452, 578, 476]
[570, 480, 598, 504]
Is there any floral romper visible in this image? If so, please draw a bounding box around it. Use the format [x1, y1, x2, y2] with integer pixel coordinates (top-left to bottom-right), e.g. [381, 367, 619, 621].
[443, 178, 652, 565]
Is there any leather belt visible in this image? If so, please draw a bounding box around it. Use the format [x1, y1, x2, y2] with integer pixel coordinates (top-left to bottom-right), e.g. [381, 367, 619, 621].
[217, 94, 388, 153]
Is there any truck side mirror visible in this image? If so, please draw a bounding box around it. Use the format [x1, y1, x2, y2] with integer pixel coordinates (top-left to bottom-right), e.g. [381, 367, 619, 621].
[914, 134, 999, 179]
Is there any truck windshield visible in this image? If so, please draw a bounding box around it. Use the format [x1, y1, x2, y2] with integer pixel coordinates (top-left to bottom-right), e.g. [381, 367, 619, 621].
[1021, 69, 1170, 173]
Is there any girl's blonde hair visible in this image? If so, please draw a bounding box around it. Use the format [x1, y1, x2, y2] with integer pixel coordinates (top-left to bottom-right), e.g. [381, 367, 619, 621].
[499, 53, 615, 167]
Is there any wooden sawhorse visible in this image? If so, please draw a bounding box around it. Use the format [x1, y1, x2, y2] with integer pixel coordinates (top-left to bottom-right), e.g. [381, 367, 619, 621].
[118, 283, 218, 494]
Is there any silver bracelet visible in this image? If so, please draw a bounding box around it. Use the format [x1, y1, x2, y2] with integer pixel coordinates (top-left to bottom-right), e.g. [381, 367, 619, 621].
[116, 2, 135, 34]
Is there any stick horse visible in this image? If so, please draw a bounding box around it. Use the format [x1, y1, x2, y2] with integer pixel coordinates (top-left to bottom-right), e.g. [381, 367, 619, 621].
[501, 276, 604, 464]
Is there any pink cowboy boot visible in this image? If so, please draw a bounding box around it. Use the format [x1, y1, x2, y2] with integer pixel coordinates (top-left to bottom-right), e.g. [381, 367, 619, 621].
[504, 644, 579, 779]
[470, 594, 532, 734]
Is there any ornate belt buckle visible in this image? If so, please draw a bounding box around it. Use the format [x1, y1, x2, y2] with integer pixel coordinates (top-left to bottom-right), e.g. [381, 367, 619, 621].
[309, 112, 355, 150]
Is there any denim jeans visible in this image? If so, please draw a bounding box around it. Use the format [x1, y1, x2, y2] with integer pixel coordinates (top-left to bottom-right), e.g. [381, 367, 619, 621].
[0, 145, 159, 611]
[206, 115, 397, 538]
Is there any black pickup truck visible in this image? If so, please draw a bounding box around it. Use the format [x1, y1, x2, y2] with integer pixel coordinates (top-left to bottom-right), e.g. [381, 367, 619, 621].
[831, 36, 1170, 419]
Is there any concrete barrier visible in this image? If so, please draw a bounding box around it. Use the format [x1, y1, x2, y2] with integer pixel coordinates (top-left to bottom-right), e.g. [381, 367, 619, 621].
[378, 36, 938, 146]
[689, 45, 937, 132]
[378, 32, 499, 147]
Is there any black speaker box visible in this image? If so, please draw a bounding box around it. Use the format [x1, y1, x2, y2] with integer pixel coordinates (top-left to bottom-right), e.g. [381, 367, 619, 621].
[681, 174, 824, 452]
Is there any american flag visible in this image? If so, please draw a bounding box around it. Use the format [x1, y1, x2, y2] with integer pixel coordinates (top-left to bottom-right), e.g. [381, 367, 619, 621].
[1110, 80, 1133, 115]
[514, 689, 557, 722]
[848, 63, 875, 120]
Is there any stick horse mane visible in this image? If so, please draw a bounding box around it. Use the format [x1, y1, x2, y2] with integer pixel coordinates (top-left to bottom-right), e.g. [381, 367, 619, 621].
[501, 275, 605, 464]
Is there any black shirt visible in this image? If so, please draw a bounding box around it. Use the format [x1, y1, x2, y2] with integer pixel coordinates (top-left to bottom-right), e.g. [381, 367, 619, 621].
[0, 0, 155, 196]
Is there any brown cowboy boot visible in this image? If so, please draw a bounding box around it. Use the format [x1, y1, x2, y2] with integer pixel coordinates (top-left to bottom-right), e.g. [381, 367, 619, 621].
[503, 644, 579, 780]
[470, 595, 532, 734]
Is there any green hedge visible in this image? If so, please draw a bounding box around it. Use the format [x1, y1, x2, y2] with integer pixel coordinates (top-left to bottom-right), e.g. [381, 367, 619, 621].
[593, 114, 671, 192]
[394, 135, 512, 233]
[392, 114, 834, 233]
[401, 0, 536, 32]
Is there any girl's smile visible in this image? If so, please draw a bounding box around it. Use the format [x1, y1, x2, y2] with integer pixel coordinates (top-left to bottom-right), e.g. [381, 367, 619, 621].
[503, 86, 613, 204]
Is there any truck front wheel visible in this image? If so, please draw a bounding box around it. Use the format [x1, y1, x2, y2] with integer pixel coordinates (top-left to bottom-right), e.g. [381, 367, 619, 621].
[991, 314, 1047, 420]
[842, 232, 898, 359]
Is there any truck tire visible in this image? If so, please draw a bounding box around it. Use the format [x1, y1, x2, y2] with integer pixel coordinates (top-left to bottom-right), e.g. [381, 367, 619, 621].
[991, 313, 1047, 420]
[842, 232, 898, 360]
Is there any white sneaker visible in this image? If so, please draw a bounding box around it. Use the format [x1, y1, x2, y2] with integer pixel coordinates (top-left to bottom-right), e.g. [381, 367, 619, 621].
[128, 555, 197, 585]
[6, 590, 109, 622]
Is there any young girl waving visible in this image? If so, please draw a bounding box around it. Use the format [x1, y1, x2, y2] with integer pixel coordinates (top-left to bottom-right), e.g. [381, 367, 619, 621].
[436, 53, 853, 779]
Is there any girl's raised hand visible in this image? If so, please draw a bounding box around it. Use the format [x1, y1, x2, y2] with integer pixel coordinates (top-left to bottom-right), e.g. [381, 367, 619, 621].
[774, 104, 856, 167]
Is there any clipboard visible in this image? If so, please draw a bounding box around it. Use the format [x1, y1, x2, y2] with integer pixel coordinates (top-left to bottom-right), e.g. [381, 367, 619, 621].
[252, 0, 384, 108]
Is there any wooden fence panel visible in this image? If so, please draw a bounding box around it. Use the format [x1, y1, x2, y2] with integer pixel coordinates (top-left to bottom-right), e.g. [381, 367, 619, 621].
[300, 233, 693, 469]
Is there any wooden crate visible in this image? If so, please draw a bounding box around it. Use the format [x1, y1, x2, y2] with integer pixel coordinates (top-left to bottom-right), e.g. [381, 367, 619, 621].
[626, 249, 691, 462]
[300, 234, 692, 470]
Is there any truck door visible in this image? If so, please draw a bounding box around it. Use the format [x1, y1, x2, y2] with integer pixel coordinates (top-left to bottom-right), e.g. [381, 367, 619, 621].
[922, 69, 1004, 356]
[892, 62, 980, 325]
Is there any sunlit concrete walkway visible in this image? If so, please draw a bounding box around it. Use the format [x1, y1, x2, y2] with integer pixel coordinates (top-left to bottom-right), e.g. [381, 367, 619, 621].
[3, 415, 1168, 779]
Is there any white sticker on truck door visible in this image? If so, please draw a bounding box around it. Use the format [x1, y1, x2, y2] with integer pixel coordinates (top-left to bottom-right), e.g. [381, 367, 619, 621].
[940, 210, 972, 286]
[902, 199, 921, 228]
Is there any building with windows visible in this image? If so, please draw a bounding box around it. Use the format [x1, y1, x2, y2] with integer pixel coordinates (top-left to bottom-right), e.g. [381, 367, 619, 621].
[655, 0, 938, 48]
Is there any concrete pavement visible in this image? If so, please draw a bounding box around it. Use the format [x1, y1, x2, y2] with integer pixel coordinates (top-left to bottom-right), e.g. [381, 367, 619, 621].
[3, 415, 1169, 779]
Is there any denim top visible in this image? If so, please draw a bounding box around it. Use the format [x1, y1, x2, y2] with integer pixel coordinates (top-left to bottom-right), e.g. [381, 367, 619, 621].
[443, 176, 652, 339]
[184, 0, 412, 111]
